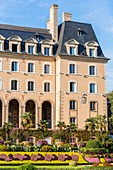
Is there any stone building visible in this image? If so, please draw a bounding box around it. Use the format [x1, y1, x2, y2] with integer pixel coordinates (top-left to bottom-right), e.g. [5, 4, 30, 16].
[0, 4, 109, 129]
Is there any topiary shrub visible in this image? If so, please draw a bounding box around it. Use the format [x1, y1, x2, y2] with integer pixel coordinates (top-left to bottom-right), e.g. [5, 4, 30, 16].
[86, 140, 101, 148]
[69, 161, 77, 166]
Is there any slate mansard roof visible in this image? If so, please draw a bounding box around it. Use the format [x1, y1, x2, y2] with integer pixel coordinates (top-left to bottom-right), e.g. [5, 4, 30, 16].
[0, 21, 107, 59]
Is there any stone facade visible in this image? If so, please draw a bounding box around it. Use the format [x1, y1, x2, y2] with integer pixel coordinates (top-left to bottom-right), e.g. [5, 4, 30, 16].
[0, 4, 108, 129]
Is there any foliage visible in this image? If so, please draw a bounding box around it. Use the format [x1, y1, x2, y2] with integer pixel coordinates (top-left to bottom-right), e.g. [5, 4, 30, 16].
[37, 120, 49, 139]
[86, 140, 101, 148]
[85, 117, 97, 139]
[79, 147, 108, 154]
[40, 145, 53, 152]
[0, 145, 9, 151]
[107, 91, 113, 113]
[109, 114, 113, 132]
[18, 164, 36, 170]
[69, 160, 77, 166]
[96, 115, 107, 133]
[3, 122, 13, 141]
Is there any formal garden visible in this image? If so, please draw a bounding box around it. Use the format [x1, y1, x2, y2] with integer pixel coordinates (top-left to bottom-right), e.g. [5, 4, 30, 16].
[0, 112, 113, 169]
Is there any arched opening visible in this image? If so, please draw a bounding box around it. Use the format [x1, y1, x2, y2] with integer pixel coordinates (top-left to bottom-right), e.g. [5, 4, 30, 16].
[0, 100, 2, 127]
[42, 101, 51, 128]
[25, 100, 35, 128]
[8, 99, 19, 127]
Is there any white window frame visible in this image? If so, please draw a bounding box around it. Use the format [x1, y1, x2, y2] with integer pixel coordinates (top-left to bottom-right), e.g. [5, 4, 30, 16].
[85, 41, 99, 57]
[0, 78, 2, 90]
[69, 64, 76, 74]
[89, 83, 97, 94]
[27, 81, 35, 91]
[43, 81, 51, 92]
[69, 81, 77, 93]
[65, 39, 79, 55]
[0, 59, 3, 71]
[27, 62, 35, 73]
[11, 61, 19, 72]
[89, 65, 96, 76]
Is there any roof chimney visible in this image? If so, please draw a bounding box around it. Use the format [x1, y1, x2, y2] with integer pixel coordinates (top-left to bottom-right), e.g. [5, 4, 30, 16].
[62, 12, 72, 22]
[47, 4, 58, 42]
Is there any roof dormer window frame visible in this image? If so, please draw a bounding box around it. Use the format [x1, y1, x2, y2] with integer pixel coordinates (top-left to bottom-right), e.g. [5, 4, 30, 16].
[24, 37, 37, 55]
[85, 41, 99, 57]
[65, 39, 79, 56]
[41, 39, 54, 56]
[7, 35, 22, 53]
[0, 35, 5, 51]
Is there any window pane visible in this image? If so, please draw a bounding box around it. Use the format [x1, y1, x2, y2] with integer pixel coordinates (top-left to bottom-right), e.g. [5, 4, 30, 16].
[28, 81, 34, 91]
[28, 63, 34, 72]
[28, 46, 34, 54]
[90, 83, 96, 93]
[70, 117, 75, 124]
[90, 102, 96, 111]
[44, 83, 50, 92]
[44, 48, 50, 56]
[44, 65, 50, 74]
[69, 64, 75, 73]
[89, 49, 94, 57]
[70, 100, 75, 109]
[12, 44, 17, 52]
[11, 62, 18, 71]
[11, 80, 17, 90]
[70, 82, 76, 92]
[89, 66, 95, 75]
[70, 47, 75, 55]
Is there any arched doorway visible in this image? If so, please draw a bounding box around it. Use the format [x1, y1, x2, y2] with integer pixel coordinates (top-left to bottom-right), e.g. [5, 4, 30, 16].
[42, 101, 51, 128]
[25, 100, 35, 128]
[8, 99, 19, 127]
[0, 100, 2, 127]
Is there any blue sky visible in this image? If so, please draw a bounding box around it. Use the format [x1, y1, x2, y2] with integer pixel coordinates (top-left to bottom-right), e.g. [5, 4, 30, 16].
[0, 0, 113, 92]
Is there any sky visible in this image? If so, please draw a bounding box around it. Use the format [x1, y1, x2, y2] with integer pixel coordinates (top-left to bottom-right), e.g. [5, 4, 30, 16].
[0, 0, 113, 93]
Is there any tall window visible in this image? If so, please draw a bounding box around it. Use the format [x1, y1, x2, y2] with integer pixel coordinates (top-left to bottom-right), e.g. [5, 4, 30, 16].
[44, 64, 50, 74]
[70, 117, 76, 124]
[11, 80, 18, 90]
[0, 79, 2, 90]
[89, 66, 96, 75]
[28, 81, 34, 91]
[70, 82, 76, 92]
[70, 47, 75, 55]
[28, 63, 34, 73]
[90, 102, 97, 111]
[90, 83, 97, 93]
[44, 47, 50, 56]
[12, 44, 17, 52]
[28, 45, 34, 54]
[0, 60, 2, 71]
[44, 82, 50, 92]
[70, 100, 76, 109]
[89, 49, 94, 57]
[69, 64, 75, 74]
[11, 61, 18, 72]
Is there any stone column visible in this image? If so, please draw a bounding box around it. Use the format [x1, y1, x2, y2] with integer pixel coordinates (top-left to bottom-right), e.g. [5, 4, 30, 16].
[19, 106, 24, 128]
[4, 105, 8, 124]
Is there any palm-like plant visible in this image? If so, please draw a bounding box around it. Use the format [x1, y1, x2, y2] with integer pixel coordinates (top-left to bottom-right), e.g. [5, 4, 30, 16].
[66, 123, 77, 142]
[37, 120, 48, 139]
[56, 121, 66, 130]
[21, 112, 33, 130]
[96, 115, 107, 133]
[85, 117, 97, 139]
[3, 122, 13, 141]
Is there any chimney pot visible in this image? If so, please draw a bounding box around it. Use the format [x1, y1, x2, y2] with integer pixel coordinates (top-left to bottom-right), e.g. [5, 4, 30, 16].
[62, 12, 72, 22]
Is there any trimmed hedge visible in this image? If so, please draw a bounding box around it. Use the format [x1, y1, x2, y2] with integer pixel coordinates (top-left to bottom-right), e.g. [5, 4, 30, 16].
[86, 140, 101, 148]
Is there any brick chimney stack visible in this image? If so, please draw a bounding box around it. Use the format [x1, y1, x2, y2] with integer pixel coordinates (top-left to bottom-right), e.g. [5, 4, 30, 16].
[62, 12, 72, 22]
[47, 4, 58, 42]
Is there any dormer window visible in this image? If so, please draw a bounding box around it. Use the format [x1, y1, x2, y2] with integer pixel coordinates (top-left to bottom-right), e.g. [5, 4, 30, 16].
[24, 37, 37, 55]
[28, 45, 34, 54]
[0, 35, 5, 51]
[41, 40, 54, 56]
[44, 47, 50, 56]
[7, 35, 22, 53]
[65, 39, 79, 56]
[77, 28, 83, 36]
[70, 47, 76, 55]
[85, 41, 99, 57]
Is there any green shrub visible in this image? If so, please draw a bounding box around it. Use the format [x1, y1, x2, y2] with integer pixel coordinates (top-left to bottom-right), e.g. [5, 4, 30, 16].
[18, 164, 36, 170]
[69, 160, 77, 166]
[0, 145, 9, 151]
[86, 140, 101, 148]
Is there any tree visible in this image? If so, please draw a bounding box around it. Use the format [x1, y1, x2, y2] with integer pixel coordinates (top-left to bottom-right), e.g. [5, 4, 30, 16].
[56, 121, 66, 130]
[65, 123, 77, 143]
[21, 112, 33, 130]
[107, 91, 113, 113]
[85, 117, 97, 139]
[3, 122, 13, 141]
[37, 120, 48, 139]
[109, 114, 113, 132]
[96, 115, 107, 133]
